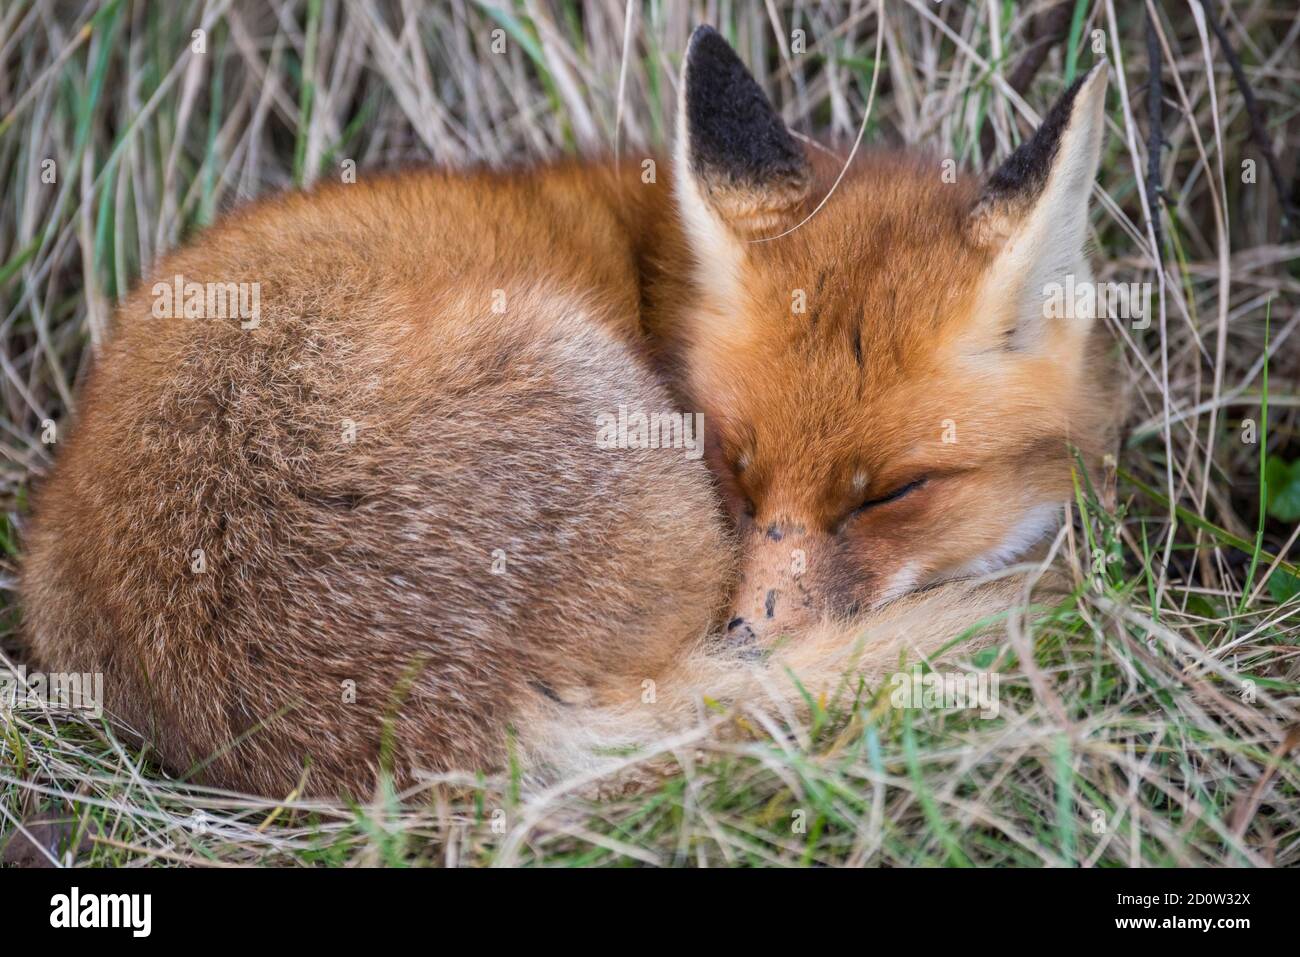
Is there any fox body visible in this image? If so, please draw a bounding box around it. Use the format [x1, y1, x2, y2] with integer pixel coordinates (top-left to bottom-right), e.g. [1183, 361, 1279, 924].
[21, 162, 739, 795]
[21, 28, 1114, 796]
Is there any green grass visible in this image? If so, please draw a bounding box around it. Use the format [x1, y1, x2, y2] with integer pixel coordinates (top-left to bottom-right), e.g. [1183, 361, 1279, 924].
[1, 0, 1298, 867]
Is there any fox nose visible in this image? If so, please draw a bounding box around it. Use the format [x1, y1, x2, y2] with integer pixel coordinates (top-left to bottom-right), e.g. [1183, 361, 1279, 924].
[724, 615, 762, 657]
[726, 521, 822, 645]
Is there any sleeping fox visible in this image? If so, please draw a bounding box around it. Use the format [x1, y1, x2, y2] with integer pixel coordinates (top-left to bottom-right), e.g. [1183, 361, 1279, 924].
[20, 26, 1113, 797]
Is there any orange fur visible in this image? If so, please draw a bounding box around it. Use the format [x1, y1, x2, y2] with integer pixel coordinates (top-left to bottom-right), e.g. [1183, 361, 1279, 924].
[19, 31, 1117, 797]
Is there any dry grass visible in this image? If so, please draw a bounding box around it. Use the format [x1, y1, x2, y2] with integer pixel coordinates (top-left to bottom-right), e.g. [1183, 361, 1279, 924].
[0, 0, 1298, 867]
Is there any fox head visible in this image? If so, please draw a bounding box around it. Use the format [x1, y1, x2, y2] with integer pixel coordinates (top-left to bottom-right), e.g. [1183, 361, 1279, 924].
[670, 26, 1116, 645]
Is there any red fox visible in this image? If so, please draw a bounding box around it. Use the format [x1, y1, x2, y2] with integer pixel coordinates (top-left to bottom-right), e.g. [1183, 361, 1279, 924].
[20, 27, 1113, 797]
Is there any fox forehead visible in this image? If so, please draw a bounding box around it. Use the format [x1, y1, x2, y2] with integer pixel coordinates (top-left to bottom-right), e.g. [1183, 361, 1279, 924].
[693, 158, 999, 465]
[745, 157, 991, 340]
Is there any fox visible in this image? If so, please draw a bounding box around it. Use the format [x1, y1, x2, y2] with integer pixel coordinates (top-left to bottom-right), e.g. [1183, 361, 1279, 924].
[19, 26, 1114, 798]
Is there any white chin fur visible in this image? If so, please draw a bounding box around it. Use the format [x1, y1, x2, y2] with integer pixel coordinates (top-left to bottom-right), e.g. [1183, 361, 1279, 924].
[873, 560, 923, 609]
[951, 502, 1063, 578]
[873, 503, 1063, 608]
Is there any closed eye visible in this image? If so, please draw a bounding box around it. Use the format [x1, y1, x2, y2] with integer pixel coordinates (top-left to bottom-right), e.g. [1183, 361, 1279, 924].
[852, 478, 926, 515]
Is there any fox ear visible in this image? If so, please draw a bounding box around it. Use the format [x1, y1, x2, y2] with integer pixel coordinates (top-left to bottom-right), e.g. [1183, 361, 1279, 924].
[969, 63, 1108, 349]
[674, 25, 811, 265]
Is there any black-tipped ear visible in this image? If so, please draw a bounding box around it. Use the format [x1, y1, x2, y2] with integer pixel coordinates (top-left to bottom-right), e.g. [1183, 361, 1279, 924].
[676, 25, 810, 235]
[966, 62, 1109, 350]
[977, 62, 1108, 220]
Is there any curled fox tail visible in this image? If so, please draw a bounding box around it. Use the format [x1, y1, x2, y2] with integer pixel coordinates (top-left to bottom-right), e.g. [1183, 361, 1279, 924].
[517, 575, 1032, 789]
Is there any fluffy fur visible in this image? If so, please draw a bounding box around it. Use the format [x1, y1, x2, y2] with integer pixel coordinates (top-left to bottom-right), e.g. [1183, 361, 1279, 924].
[21, 166, 733, 796]
[20, 31, 1116, 798]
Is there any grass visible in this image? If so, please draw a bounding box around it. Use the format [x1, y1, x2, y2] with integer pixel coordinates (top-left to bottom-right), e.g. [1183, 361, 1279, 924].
[1, 0, 1298, 867]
